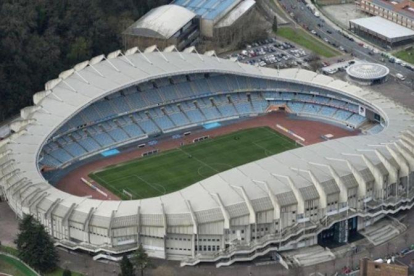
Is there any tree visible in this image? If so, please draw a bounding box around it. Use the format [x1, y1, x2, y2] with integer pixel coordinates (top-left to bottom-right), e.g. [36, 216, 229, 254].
[66, 37, 92, 63]
[273, 16, 278, 33]
[0, 0, 170, 121]
[15, 215, 59, 273]
[134, 244, 152, 276]
[120, 255, 134, 276]
[307, 53, 321, 72]
[63, 268, 72, 276]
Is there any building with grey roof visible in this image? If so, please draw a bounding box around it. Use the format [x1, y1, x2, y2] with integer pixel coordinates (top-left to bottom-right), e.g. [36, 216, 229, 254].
[349, 16, 414, 47]
[123, 5, 200, 51]
[1, 45, 414, 268]
[173, 0, 256, 38]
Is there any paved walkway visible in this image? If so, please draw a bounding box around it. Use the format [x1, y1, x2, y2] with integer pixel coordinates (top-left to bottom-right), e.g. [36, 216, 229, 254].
[2, 202, 414, 275]
[0, 202, 18, 247]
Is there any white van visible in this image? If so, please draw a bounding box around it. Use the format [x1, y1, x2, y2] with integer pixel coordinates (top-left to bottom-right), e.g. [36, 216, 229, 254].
[396, 73, 406, 81]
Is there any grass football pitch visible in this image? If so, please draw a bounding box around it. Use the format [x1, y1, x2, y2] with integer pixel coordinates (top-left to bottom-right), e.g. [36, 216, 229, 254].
[89, 127, 299, 200]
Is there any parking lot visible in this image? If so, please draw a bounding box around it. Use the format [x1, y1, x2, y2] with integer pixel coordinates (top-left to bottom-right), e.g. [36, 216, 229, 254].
[222, 37, 311, 69]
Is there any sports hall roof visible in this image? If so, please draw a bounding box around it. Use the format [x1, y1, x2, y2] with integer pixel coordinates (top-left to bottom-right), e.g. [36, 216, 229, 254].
[216, 0, 256, 27]
[174, 0, 241, 21]
[124, 5, 197, 39]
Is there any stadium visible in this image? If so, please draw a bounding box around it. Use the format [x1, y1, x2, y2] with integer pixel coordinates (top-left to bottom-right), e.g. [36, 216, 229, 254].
[1, 46, 414, 268]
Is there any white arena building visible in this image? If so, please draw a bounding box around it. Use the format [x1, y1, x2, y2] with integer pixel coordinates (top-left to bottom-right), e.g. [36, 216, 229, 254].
[1, 46, 414, 268]
[346, 62, 389, 85]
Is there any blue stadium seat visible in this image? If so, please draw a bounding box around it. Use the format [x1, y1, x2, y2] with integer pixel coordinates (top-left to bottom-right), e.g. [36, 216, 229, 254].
[234, 102, 252, 115]
[186, 109, 205, 123]
[287, 102, 304, 113]
[78, 137, 101, 152]
[347, 114, 366, 126]
[139, 119, 159, 134]
[108, 128, 129, 142]
[153, 116, 175, 130]
[319, 106, 337, 118]
[65, 142, 87, 157]
[333, 110, 352, 122]
[49, 148, 73, 164]
[122, 124, 144, 137]
[313, 96, 330, 105]
[217, 105, 237, 117]
[302, 104, 321, 114]
[200, 107, 221, 120]
[94, 133, 114, 146]
[169, 112, 190, 126]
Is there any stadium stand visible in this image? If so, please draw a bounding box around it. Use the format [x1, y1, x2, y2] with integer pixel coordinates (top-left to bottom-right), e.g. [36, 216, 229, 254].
[40, 80, 377, 168]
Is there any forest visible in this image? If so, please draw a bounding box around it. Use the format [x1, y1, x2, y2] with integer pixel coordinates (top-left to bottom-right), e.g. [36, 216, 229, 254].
[0, 0, 168, 121]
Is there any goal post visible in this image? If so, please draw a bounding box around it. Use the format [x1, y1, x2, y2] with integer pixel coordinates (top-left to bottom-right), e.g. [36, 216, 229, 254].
[123, 189, 133, 200]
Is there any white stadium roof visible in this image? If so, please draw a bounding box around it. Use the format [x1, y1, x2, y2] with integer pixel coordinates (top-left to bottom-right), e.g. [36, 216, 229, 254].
[1, 47, 414, 225]
[124, 5, 197, 39]
[350, 16, 414, 40]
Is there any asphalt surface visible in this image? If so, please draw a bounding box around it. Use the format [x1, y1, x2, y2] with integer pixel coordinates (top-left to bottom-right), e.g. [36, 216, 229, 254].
[223, 38, 309, 68]
[277, 0, 414, 88]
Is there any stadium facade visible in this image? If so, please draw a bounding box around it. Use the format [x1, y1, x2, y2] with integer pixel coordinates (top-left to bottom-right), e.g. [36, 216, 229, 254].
[1, 46, 414, 268]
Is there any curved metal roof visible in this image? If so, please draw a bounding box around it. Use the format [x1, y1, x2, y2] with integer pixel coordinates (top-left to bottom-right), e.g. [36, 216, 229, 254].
[125, 5, 197, 39]
[1, 48, 414, 225]
[346, 62, 390, 80]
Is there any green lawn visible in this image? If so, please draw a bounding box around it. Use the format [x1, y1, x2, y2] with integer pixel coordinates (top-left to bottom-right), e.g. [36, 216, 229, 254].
[0, 247, 83, 276]
[394, 47, 414, 65]
[45, 267, 83, 276]
[0, 254, 37, 276]
[276, 27, 340, 58]
[90, 127, 298, 200]
[0, 245, 18, 256]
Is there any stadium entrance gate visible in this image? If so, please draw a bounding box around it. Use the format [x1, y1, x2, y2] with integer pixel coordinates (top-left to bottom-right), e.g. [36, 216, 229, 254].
[317, 217, 358, 247]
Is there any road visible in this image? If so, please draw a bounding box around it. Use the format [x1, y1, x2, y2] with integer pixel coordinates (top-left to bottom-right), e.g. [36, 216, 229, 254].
[277, 0, 414, 89]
